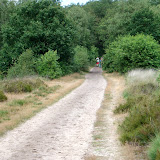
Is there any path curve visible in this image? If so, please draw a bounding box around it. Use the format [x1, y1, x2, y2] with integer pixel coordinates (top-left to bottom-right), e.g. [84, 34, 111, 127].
[0, 67, 107, 160]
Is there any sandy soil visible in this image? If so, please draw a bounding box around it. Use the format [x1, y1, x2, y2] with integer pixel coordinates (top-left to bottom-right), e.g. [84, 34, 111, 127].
[0, 67, 107, 160]
[85, 73, 137, 160]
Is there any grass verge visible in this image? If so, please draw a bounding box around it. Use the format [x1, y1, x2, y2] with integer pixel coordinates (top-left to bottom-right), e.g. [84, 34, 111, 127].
[114, 69, 160, 159]
[0, 73, 84, 136]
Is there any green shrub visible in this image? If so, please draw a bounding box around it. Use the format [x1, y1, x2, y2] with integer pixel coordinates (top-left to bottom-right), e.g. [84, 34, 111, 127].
[60, 62, 74, 76]
[0, 91, 7, 102]
[7, 49, 36, 79]
[3, 78, 45, 93]
[148, 134, 160, 160]
[73, 46, 89, 72]
[103, 34, 160, 73]
[156, 73, 160, 83]
[118, 84, 160, 144]
[36, 50, 62, 79]
[0, 71, 4, 80]
[115, 69, 160, 145]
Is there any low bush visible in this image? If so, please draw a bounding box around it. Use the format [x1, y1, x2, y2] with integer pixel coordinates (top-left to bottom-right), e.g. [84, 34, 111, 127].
[7, 49, 36, 79]
[36, 50, 62, 79]
[115, 69, 160, 145]
[3, 78, 45, 93]
[148, 134, 160, 160]
[0, 91, 7, 102]
[103, 34, 160, 73]
[73, 46, 89, 72]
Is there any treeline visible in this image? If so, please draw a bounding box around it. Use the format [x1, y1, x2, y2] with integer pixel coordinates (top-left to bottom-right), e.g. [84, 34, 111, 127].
[1, 0, 160, 79]
[0, 0, 100, 79]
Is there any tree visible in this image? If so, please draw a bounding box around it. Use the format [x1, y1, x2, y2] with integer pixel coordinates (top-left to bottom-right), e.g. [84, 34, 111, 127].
[73, 46, 89, 71]
[0, 0, 76, 73]
[7, 49, 36, 78]
[127, 7, 160, 41]
[66, 5, 95, 48]
[98, 0, 151, 47]
[103, 34, 160, 73]
[0, 0, 15, 48]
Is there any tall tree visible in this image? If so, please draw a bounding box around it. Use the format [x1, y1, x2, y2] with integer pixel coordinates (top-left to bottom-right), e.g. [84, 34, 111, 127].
[127, 7, 160, 41]
[0, 0, 76, 73]
[98, 0, 152, 47]
[66, 5, 95, 48]
[0, 0, 15, 48]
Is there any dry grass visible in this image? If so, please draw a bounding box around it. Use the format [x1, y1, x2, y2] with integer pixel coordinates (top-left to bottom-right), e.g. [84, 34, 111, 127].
[0, 73, 85, 136]
[127, 69, 158, 85]
[84, 155, 97, 160]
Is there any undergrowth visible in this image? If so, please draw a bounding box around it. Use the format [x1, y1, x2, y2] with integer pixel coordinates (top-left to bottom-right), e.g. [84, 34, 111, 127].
[33, 85, 61, 97]
[148, 134, 160, 160]
[115, 69, 160, 146]
[2, 78, 46, 93]
[0, 91, 7, 102]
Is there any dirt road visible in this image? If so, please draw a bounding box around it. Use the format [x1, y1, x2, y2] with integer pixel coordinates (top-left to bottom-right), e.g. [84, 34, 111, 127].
[86, 74, 137, 160]
[0, 67, 107, 160]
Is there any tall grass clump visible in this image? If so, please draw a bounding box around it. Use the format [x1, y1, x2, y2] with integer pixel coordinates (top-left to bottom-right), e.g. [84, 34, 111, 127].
[0, 91, 7, 102]
[115, 69, 160, 145]
[148, 134, 160, 160]
[127, 69, 158, 85]
[3, 78, 46, 93]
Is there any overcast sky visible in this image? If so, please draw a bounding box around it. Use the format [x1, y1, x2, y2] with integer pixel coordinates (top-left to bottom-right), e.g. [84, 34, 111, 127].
[61, 0, 90, 6]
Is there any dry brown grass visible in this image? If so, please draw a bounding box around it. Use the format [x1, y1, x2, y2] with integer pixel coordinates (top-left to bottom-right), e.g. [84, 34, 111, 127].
[0, 73, 85, 136]
[84, 155, 97, 160]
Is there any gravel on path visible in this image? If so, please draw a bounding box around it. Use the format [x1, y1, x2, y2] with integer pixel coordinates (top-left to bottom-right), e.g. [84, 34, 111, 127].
[0, 67, 107, 160]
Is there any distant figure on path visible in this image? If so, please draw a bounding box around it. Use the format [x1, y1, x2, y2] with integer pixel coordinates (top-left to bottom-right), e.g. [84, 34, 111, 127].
[96, 57, 99, 67]
[99, 58, 101, 68]
[99, 57, 103, 68]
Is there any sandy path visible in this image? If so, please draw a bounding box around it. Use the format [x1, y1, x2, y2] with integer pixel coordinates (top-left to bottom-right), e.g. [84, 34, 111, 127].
[86, 74, 136, 160]
[0, 67, 107, 160]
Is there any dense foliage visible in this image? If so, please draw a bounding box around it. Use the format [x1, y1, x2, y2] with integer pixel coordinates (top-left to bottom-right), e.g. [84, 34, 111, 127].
[0, 0, 76, 73]
[7, 49, 36, 79]
[73, 46, 89, 72]
[103, 34, 160, 73]
[36, 50, 62, 79]
[1, 0, 160, 76]
[114, 70, 160, 145]
[0, 91, 7, 102]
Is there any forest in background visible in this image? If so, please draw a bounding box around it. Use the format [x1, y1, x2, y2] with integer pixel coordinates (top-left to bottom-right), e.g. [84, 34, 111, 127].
[1, 0, 160, 159]
[1, 0, 160, 77]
